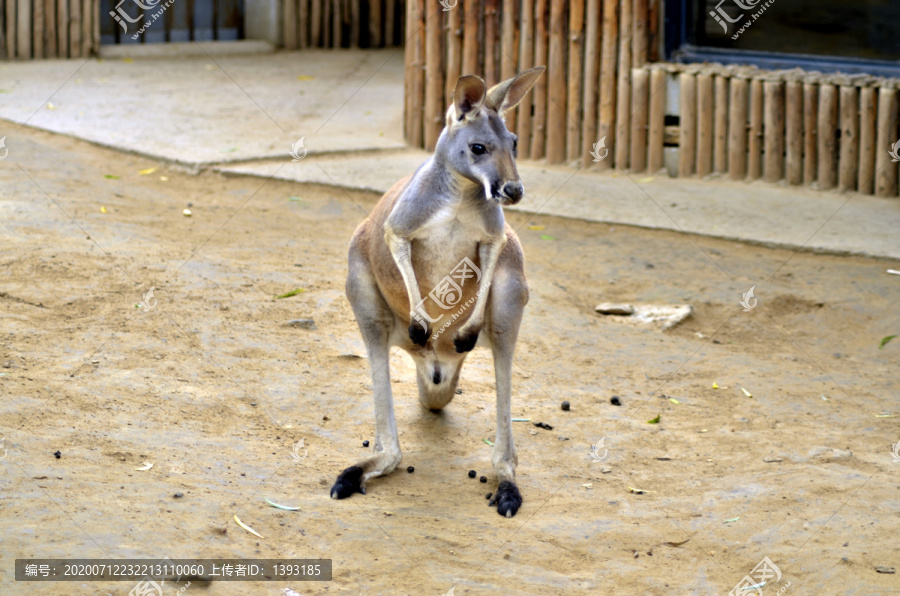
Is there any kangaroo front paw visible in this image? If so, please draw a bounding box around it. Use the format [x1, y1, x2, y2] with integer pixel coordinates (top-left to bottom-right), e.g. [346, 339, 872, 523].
[453, 328, 479, 353]
[489, 481, 523, 518]
[330, 465, 365, 499]
[409, 323, 430, 346]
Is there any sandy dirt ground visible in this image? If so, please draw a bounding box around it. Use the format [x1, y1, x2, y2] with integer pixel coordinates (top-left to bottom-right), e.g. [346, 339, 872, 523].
[1, 126, 899, 595]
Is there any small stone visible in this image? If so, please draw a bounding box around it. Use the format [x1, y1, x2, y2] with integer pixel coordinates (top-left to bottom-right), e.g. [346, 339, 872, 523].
[875, 566, 895, 574]
[363, 440, 370, 448]
[600, 467, 612, 474]
[407, 466, 414, 473]
[561, 401, 570, 411]
[595, 303, 635, 316]
[54, 451, 61, 459]
[485, 493, 492, 500]
[284, 318, 317, 330]
[468, 470, 476, 478]
[533, 422, 553, 430]
[183, 209, 192, 217]
[610, 396, 621, 406]
[174, 492, 184, 498]
[480, 476, 487, 483]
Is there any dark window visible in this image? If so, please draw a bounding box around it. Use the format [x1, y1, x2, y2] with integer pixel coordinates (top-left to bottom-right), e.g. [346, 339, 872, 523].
[666, 0, 900, 77]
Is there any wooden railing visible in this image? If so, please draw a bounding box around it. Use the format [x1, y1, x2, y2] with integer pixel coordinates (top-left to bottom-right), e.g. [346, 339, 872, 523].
[283, 0, 405, 49]
[1, 0, 100, 58]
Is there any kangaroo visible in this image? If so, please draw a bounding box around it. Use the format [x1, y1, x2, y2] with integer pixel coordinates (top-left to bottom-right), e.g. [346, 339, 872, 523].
[330, 67, 545, 518]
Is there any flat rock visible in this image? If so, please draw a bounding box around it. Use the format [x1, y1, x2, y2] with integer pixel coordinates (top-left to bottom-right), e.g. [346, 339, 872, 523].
[284, 318, 317, 330]
[595, 303, 635, 316]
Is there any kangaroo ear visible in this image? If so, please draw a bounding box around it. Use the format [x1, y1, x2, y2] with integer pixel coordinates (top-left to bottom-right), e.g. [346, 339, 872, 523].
[451, 75, 487, 121]
[484, 66, 546, 114]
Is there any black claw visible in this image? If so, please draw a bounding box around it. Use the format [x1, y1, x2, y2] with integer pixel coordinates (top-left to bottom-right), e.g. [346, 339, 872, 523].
[330, 465, 365, 500]
[408, 323, 430, 346]
[454, 330, 479, 353]
[489, 481, 523, 518]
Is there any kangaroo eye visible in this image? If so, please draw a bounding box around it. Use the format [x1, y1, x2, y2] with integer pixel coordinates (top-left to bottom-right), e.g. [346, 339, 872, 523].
[471, 144, 487, 156]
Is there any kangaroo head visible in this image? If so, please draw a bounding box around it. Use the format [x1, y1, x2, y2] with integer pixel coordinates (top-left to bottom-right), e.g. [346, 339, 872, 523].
[437, 67, 545, 206]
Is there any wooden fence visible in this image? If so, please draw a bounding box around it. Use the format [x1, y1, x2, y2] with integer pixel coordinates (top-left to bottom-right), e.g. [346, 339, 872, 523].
[283, 0, 405, 49]
[404, 0, 660, 167]
[1, 0, 100, 58]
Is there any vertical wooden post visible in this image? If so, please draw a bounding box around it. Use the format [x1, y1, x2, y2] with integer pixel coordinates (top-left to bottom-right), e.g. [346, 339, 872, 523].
[678, 72, 697, 178]
[311, 0, 322, 46]
[484, 0, 499, 84]
[597, 0, 618, 171]
[516, 0, 534, 155]
[785, 80, 803, 185]
[696, 73, 714, 177]
[838, 86, 859, 192]
[875, 87, 898, 197]
[32, 0, 43, 59]
[615, 0, 633, 169]
[5, 0, 15, 59]
[747, 78, 763, 181]
[44, 0, 57, 57]
[728, 76, 748, 180]
[323, 0, 331, 46]
[57, 0, 67, 58]
[370, 0, 382, 47]
[857, 86, 877, 195]
[763, 80, 784, 183]
[405, 0, 425, 148]
[546, 0, 567, 163]
[714, 75, 728, 174]
[530, 0, 549, 159]
[424, 0, 443, 150]
[581, 0, 601, 166]
[16, 0, 29, 58]
[70, 0, 81, 57]
[817, 83, 838, 190]
[647, 66, 666, 172]
[802, 82, 818, 185]
[349, 0, 359, 47]
[630, 67, 649, 172]
[632, 0, 646, 66]
[462, 0, 479, 76]
[285, 0, 298, 49]
[445, 3, 462, 104]
[81, 0, 91, 55]
[386, 0, 396, 45]
[647, 0, 659, 61]
[298, 0, 309, 47]
[566, 0, 584, 161]
[335, 0, 343, 47]
[501, 0, 518, 132]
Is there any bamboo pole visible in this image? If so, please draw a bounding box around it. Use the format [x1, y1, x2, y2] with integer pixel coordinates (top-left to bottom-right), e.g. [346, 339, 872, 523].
[802, 83, 817, 185]
[632, 0, 646, 66]
[817, 83, 838, 190]
[714, 75, 728, 174]
[630, 67, 649, 172]
[678, 73, 696, 178]
[0, 2, 6, 60]
[462, 0, 479, 76]
[370, 0, 382, 47]
[530, 0, 548, 159]
[445, 2, 462, 104]
[546, 0, 567, 164]
[763, 80, 784, 183]
[92, 0, 99, 54]
[424, 0, 443, 150]
[647, 0, 659, 62]
[696, 73, 714, 177]
[858, 86, 877, 195]
[43, 0, 55, 57]
[4, 0, 13, 59]
[747, 78, 763, 180]
[33, 0, 42, 59]
[785, 80, 803, 185]
[614, 0, 633, 169]
[484, 0, 499, 84]
[285, 0, 297, 49]
[838, 86, 859, 192]
[647, 67, 665, 172]
[298, 0, 308, 47]
[566, 0, 584, 161]
[323, 0, 331, 46]
[581, 0, 601, 166]
[385, 0, 395, 45]
[411, 0, 425, 146]
[597, 0, 617, 171]
[57, 0, 67, 57]
[350, 0, 359, 47]
[311, 0, 322, 46]
[501, 0, 518, 132]
[874, 87, 898, 197]
[81, 0, 91, 55]
[70, 0, 81, 57]
[336, 0, 344, 47]
[516, 0, 534, 156]
[728, 77, 748, 180]
[16, 0, 29, 58]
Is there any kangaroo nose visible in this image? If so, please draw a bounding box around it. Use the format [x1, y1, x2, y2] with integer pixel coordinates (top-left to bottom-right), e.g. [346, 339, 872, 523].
[502, 182, 524, 202]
